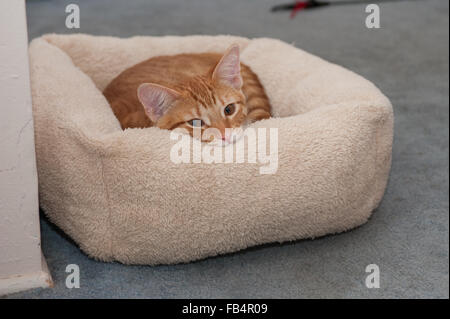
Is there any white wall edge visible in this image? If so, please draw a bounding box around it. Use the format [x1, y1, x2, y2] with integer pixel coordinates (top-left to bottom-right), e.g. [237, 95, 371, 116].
[0, 0, 53, 297]
[0, 251, 53, 296]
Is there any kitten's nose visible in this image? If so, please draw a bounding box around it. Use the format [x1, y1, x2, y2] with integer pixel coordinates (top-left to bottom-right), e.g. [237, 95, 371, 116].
[219, 128, 227, 141]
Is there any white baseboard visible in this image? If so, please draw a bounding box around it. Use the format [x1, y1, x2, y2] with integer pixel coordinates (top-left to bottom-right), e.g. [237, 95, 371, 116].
[0, 252, 53, 296]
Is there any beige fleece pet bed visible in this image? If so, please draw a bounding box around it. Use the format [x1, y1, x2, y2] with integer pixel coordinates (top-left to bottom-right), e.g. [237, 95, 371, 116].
[29, 34, 393, 265]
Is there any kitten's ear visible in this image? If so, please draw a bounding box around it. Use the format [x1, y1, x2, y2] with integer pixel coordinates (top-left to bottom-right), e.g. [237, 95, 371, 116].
[212, 44, 243, 90]
[137, 83, 180, 122]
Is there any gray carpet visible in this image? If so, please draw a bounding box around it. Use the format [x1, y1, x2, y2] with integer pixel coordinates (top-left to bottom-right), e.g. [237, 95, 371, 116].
[7, 0, 449, 298]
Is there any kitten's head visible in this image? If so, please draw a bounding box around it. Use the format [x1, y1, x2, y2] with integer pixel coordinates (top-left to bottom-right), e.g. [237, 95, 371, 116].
[137, 44, 246, 143]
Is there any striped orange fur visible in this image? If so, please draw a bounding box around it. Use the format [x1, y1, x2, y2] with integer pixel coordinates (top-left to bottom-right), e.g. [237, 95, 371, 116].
[103, 44, 271, 142]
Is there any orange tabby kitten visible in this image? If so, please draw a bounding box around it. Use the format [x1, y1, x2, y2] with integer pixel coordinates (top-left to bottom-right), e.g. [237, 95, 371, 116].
[103, 44, 271, 142]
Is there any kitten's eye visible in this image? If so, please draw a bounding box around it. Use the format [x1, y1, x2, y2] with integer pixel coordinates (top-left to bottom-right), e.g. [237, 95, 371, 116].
[224, 104, 236, 116]
[187, 119, 204, 127]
